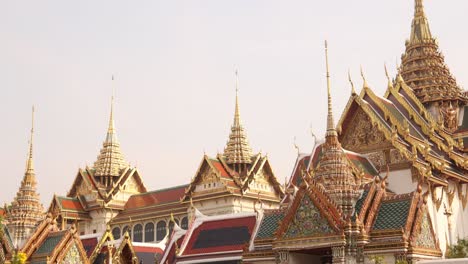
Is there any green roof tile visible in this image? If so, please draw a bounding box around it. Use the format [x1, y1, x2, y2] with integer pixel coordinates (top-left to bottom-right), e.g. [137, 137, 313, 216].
[34, 232, 65, 255]
[256, 210, 285, 239]
[373, 198, 411, 230]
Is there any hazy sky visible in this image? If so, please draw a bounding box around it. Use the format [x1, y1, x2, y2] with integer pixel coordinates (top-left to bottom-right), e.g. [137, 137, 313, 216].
[1, 0, 467, 206]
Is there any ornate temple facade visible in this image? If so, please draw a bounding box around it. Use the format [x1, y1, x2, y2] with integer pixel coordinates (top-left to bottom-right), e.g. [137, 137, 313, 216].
[108, 84, 284, 244]
[4, 108, 45, 248]
[0, 0, 467, 263]
[48, 96, 148, 235]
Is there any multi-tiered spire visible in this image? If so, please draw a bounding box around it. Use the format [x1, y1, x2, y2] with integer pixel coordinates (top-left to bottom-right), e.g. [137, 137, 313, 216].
[7, 107, 44, 247]
[314, 42, 361, 217]
[400, 0, 465, 107]
[224, 71, 253, 172]
[93, 81, 129, 184]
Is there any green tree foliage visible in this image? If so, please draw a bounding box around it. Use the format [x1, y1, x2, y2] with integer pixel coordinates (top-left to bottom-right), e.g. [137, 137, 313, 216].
[446, 238, 468, 258]
[369, 255, 385, 264]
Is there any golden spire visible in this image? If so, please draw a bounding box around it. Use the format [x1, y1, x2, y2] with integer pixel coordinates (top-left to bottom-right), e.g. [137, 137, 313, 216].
[400, 0, 464, 105]
[315, 42, 361, 216]
[234, 70, 240, 127]
[325, 41, 337, 138]
[410, 0, 432, 44]
[108, 75, 115, 135]
[93, 77, 129, 178]
[26, 106, 35, 174]
[348, 69, 356, 95]
[7, 106, 45, 247]
[224, 70, 253, 166]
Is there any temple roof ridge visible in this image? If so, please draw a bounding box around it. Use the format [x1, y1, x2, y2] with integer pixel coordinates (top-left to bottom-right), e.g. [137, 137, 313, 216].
[93, 87, 129, 177]
[400, 0, 465, 104]
[223, 70, 253, 165]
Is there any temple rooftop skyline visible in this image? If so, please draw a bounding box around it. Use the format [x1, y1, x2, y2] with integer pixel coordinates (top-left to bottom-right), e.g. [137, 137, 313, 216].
[1, 0, 467, 205]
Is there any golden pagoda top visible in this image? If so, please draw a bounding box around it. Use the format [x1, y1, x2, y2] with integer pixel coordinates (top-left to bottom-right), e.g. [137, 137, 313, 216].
[223, 71, 253, 165]
[313, 42, 361, 217]
[7, 106, 45, 246]
[93, 88, 129, 177]
[400, 0, 466, 104]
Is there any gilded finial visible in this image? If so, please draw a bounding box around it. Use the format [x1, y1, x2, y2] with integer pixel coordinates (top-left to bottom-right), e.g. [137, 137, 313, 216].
[348, 69, 356, 95]
[293, 136, 300, 155]
[26, 106, 35, 173]
[170, 213, 175, 223]
[109, 76, 115, 134]
[310, 124, 317, 147]
[360, 65, 369, 88]
[324, 40, 337, 138]
[224, 69, 253, 165]
[234, 69, 240, 127]
[384, 63, 393, 88]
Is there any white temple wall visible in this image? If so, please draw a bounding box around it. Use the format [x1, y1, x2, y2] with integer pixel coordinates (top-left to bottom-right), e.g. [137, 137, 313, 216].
[385, 169, 415, 194]
[425, 186, 449, 255]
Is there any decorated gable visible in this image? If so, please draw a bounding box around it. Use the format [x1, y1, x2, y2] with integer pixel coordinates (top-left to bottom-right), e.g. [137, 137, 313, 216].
[283, 194, 334, 239]
[341, 107, 390, 153]
[62, 242, 87, 264]
[413, 210, 437, 250]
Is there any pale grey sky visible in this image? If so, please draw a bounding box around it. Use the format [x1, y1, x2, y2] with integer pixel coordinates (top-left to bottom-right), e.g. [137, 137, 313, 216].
[1, 0, 467, 206]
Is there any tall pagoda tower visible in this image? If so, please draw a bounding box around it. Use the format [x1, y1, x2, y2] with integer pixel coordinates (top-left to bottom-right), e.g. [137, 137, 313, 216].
[92, 94, 130, 188]
[223, 72, 254, 176]
[49, 87, 147, 235]
[314, 42, 361, 216]
[6, 107, 45, 247]
[400, 0, 467, 131]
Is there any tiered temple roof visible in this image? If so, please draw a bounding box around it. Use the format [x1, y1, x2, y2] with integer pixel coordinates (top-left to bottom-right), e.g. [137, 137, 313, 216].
[400, 0, 466, 105]
[6, 107, 44, 247]
[93, 95, 130, 182]
[224, 74, 253, 171]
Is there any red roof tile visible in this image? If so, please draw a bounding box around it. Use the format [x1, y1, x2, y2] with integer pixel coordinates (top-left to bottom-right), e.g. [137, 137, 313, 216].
[210, 159, 231, 178]
[58, 197, 85, 212]
[133, 246, 163, 254]
[81, 237, 99, 257]
[125, 185, 188, 209]
[182, 215, 256, 255]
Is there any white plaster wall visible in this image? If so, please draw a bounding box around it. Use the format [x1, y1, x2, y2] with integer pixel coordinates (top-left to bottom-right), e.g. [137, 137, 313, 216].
[385, 169, 415, 194]
[425, 182, 468, 256]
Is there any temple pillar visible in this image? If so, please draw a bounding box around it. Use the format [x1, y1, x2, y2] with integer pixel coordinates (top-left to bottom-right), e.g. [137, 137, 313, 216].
[276, 251, 289, 264]
[332, 246, 345, 264]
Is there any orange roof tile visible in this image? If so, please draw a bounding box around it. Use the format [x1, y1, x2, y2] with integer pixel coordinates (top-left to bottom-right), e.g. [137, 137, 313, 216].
[125, 185, 188, 209]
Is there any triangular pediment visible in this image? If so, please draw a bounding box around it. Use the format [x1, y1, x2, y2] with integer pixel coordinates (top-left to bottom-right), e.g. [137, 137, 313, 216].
[340, 106, 391, 153]
[183, 156, 235, 201]
[243, 157, 284, 197]
[413, 211, 436, 249]
[282, 194, 334, 239]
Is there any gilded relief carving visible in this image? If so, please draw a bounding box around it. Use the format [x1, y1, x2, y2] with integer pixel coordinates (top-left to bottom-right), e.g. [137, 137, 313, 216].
[367, 151, 386, 168]
[390, 148, 407, 164]
[342, 109, 387, 152]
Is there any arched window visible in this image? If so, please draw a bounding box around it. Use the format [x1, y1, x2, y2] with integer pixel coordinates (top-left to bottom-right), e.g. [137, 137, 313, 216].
[112, 227, 120, 239]
[133, 224, 143, 242]
[168, 219, 179, 235]
[156, 221, 167, 242]
[144, 222, 155, 242]
[181, 217, 188, 230]
[112, 227, 121, 239]
[122, 225, 132, 239]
